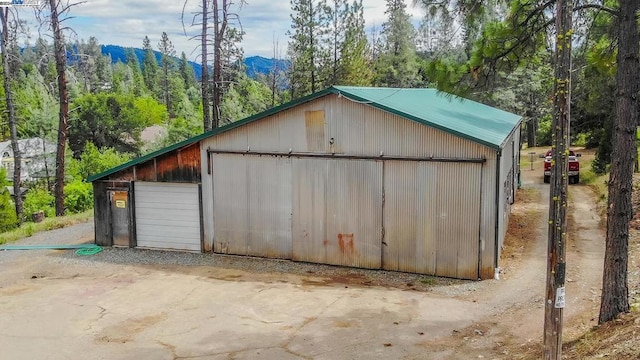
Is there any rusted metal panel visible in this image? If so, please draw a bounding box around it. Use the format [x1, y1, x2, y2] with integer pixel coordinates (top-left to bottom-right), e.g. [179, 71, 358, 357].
[326, 159, 382, 269]
[212, 154, 292, 258]
[292, 158, 382, 269]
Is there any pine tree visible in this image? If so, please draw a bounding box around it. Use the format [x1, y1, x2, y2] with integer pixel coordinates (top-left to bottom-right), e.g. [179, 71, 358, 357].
[49, 0, 74, 216]
[124, 48, 145, 96]
[157, 32, 176, 116]
[339, 0, 373, 86]
[1, 7, 22, 222]
[287, 0, 328, 98]
[178, 51, 197, 90]
[321, 0, 347, 87]
[141, 36, 158, 92]
[375, 0, 419, 87]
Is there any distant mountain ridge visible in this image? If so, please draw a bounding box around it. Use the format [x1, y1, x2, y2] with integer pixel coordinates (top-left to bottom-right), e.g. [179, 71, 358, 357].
[100, 45, 289, 81]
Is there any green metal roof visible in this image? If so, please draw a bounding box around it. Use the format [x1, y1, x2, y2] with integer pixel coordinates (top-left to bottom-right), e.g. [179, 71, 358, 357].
[88, 86, 521, 182]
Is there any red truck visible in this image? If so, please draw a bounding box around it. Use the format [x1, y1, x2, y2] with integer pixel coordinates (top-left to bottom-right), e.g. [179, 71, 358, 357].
[543, 149, 580, 184]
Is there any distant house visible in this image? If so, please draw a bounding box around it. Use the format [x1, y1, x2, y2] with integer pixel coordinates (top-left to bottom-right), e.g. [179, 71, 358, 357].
[0, 138, 56, 182]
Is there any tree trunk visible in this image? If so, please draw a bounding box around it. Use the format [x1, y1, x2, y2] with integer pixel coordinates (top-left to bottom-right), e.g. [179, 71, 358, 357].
[212, 0, 226, 129]
[543, 0, 572, 358]
[598, 0, 639, 324]
[1, 8, 22, 223]
[50, 0, 69, 217]
[202, 0, 212, 131]
[309, 0, 316, 94]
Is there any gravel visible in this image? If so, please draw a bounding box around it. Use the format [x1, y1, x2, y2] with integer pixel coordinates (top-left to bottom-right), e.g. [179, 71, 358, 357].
[53, 246, 472, 293]
[2, 221, 479, 294]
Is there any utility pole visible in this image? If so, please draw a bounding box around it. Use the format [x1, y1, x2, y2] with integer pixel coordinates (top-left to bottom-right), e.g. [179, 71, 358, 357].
[543, 0, 572, 358]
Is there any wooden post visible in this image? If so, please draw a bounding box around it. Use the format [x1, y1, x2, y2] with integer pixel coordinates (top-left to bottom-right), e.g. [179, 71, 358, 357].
[543, 0, 572, 358]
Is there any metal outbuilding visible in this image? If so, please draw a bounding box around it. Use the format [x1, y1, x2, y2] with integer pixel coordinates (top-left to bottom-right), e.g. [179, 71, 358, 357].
[89, 86, 522, 280]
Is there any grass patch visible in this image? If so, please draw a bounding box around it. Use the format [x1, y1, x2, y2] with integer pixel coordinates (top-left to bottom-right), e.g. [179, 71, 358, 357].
[578, 156, 609, 202]
[419, 277, 438, 285]
[0, 209, 93, 245]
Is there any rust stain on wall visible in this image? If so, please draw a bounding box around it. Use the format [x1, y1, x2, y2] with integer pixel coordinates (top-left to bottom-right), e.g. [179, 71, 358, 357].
[337, 233, 355, 255]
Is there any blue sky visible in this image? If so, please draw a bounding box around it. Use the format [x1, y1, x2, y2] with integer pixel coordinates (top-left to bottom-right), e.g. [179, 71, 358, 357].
[18, 0, 424, 60]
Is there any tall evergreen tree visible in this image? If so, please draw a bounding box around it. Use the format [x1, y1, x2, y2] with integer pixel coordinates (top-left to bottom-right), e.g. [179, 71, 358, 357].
[157, 32, 176, 116]
[178, 51, 197, 90]
[48, 0, 75, 216]
[339, 0, 373, 86]
[599, 0, 640, 325]
[321, 0, 347, 87]
[141, 36, 158, 92]
[1, 7, 22, 222]
[287, 0, 328, 98]
[375, 0, 419, 87]
[124, 48, 145, 96]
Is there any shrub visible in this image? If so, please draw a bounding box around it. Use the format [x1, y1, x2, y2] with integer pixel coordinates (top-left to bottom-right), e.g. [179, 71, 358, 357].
[64, 180, 93, 214]
[23, 187, 55, 219]
[0, 169, 18, 232]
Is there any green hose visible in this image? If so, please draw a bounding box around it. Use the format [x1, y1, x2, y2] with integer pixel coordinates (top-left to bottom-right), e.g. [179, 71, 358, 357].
[75, 246, 103, 256]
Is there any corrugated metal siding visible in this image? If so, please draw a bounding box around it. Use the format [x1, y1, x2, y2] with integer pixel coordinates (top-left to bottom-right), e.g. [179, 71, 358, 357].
[198, 93, 504, 278]
[325, 159, 382, 269]
[134, 182, 201, 251]
[292, 158, 328, 264]
[480, 155, 498, 279]
[382, 162, 437, 274]
[383, 162, 481, 279]
[292, 158, 382, 269]
[434, 163, 482, 279]
[201, 149, 214, 251]
[496, 125, 521, 264]
[201, 95, 492, 159]
[212, 154, 249, 254]
[246, 156, 292, 258]
[212, 154, 292, 258]
[305, 110, 327, 152]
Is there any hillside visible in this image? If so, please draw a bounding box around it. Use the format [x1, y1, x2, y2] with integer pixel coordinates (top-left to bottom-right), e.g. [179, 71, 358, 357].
[100, 45, 289, 81]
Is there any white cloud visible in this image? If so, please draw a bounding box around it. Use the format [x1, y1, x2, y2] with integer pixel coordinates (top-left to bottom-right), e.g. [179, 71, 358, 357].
[20, 0, 425, 60]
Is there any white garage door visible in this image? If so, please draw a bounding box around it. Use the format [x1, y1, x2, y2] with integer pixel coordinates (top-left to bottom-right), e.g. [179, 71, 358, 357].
[134, 182, 201, 251]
